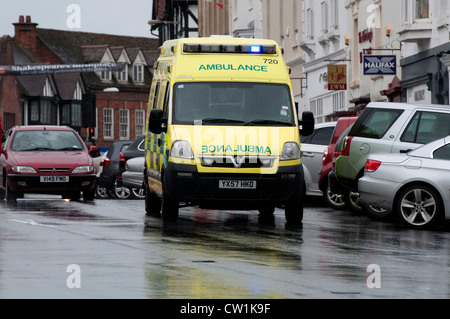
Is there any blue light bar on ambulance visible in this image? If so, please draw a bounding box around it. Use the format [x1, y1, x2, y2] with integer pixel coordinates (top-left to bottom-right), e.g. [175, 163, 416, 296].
[183, 44, 277, 55]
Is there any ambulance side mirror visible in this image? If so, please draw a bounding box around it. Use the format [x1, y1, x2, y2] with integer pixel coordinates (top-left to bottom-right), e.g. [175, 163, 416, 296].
[299, 111, 315, 137]
[149, 109, 167, 134]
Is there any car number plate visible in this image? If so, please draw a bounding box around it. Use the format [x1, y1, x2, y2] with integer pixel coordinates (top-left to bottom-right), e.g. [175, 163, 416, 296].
[40, 176, 69, 183]
[219, 180, 256, 189]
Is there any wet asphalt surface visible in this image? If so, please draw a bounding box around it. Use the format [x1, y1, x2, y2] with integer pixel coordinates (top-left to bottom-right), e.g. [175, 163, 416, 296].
[0, 195, 450, 299]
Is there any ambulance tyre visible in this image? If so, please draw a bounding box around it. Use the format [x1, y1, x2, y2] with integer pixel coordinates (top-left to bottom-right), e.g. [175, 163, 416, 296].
[145, 186, 161, 216]
[161, 176, 179, 221]
[284, 199, 304, 223]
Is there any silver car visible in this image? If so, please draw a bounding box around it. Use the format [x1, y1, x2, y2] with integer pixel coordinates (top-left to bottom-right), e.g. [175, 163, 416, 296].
[359, 136, 450, 229]
[301, 121, 336, 197]
[122, 157, 145, 199]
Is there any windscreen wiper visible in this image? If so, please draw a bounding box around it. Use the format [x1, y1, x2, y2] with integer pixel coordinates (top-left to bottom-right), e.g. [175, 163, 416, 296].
[201, 118, 246, 124]
[244, 119, 292, 126]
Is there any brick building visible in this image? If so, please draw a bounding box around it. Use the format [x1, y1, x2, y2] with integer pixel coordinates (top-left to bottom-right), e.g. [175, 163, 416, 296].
[0, 16, 159, 148]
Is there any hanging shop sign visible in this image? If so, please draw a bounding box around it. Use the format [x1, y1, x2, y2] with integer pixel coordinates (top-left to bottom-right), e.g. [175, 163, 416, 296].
[363, 55, 396, 75]
[328, 65, 347, 90]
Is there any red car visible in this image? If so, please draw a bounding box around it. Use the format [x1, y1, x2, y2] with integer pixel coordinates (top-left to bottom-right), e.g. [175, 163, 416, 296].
[0, 125, 97, 201]
[318, 117, 357, 210]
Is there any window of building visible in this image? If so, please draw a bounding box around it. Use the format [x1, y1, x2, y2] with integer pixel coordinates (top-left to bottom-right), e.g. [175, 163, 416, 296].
[101, 70, 112, 81]
[28, 98, 57, 125]
[402, 0, 430, 24]
[321, 1, 329, 34]
[415, 0, 429, 20]
[117, 64, 128, 82]
[103, 108, 114, 139]
[329, 0, 339, 30]
[119, 109, 130, 140]
[61, 101, 82, 128]
[306, 7, 314, 40]
[133, 64, 144, 82]
[135, 109, 146, 136]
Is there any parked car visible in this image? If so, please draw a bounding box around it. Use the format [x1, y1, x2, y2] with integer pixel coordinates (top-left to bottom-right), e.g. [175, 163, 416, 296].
[117, 135, 145, 186]
[122, 156, 145, 199]
[330, 102, 450, 219]
[359, 136, 450, 229]
[96, 140, 132, 199]
[0, 125, 96, 201]
[318, 117, 357, 210]
[301, 122, 336, 197]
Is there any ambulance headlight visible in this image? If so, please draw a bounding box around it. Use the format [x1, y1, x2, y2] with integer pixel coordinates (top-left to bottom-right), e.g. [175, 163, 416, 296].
[281, 142, 300, 161]
[171, 140, 194, 159]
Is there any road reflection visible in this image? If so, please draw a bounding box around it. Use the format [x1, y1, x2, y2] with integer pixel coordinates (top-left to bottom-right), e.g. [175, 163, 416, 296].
[142, 207, 304, 298]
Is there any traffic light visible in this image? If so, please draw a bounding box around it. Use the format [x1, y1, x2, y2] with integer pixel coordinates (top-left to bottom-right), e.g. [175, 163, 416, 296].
[89, 128, 95, 138]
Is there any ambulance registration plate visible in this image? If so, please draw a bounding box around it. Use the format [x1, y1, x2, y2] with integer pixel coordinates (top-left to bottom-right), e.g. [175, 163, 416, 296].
[219, 180, 256, 189]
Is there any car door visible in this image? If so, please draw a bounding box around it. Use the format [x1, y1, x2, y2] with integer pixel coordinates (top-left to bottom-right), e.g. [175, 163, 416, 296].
[301, 124, 335, 195]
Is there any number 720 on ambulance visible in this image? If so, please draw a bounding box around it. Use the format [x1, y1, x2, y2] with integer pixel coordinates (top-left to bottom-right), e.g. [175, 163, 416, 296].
[144, 37, 314, 223]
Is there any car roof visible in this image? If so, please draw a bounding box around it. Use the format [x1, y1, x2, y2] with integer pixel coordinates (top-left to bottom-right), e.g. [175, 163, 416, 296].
[366, 102, 450, 111]
[314, 121, 337, 129]
[11, 125, 74, 131]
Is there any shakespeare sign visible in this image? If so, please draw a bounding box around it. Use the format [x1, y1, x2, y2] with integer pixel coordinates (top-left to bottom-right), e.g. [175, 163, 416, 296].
[0, 62, 123, 76]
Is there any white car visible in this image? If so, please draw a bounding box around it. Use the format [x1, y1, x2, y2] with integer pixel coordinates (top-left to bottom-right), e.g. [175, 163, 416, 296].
[359, 136, 450, 229]
[301, 122, 336, 197]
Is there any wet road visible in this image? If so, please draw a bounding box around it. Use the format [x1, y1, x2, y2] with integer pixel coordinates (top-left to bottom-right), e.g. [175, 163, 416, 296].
[0, 195, 450, 299]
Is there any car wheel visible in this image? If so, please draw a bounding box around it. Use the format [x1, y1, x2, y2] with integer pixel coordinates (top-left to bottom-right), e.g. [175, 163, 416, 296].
[363, 204, 393, 221]
[323, 180, 347, 210]
[131, 188, 145, 199]
[113, 179, 132, 199]
[95, 184, 110, 199]
[5, 183, 20, 201]
[83, 189, 95, 201]
[345, 190, 363, 214]
[396, 184, 443, 230]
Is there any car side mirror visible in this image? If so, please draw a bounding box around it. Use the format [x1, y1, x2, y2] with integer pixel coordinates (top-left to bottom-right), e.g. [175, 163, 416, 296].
[299, 111, 315, 136]
[149, 109, 167, 134]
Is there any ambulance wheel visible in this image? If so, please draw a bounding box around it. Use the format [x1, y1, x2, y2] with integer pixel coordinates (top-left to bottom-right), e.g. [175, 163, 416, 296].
[161, 177, 179, 221]
[145, 186, 161, 216]
[284, 199, 304, 223]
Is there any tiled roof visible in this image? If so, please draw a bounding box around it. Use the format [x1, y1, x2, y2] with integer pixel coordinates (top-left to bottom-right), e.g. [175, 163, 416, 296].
[36, 28, 160, 90]
[37, 29, 159, 64]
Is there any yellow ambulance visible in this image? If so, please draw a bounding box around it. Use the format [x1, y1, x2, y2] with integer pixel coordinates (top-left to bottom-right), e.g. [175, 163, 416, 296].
[144, 37, 314, 222]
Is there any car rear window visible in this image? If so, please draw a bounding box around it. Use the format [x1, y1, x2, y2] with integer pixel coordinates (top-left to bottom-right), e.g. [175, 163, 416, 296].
[349, 108, 404, 139]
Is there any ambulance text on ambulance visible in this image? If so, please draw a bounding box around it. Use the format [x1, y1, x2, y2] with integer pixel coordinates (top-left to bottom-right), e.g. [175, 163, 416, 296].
[199, 64, 268, 72]
[202, 144, 272, 155]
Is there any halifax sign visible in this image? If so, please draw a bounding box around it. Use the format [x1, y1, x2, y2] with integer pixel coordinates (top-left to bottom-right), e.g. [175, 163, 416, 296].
[363, 55, 396, 75]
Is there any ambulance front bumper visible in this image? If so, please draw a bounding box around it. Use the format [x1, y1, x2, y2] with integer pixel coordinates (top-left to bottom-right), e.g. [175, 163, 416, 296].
[164, 162, 304, 210]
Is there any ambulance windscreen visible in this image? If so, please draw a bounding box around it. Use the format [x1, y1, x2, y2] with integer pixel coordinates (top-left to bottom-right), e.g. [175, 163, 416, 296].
[172, 82, 295, 126]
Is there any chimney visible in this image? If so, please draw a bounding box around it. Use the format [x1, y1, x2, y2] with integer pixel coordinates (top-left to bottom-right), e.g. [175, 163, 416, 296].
[13, 15, 39, 54]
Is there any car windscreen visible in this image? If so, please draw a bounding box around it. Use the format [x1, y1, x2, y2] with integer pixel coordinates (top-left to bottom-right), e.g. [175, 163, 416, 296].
[348, 108, 404, 139]
[11, 130, 84, 152]
[172, 82, 295, 126]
